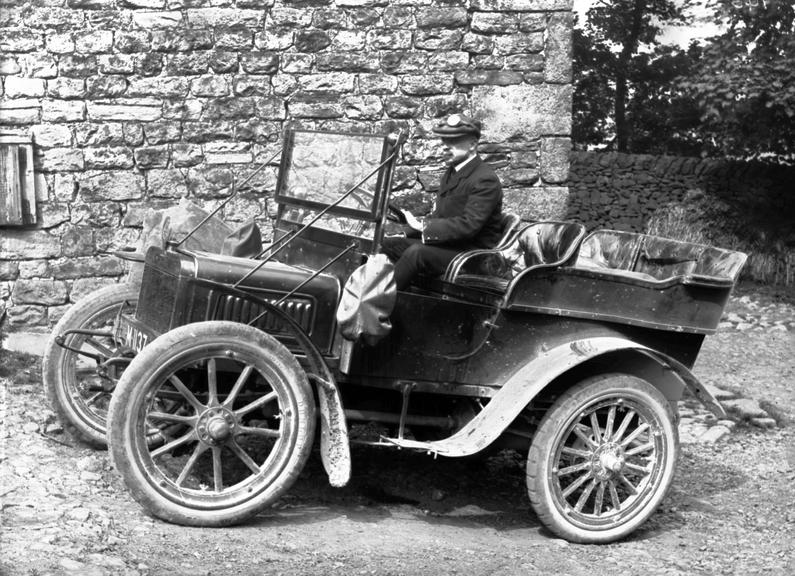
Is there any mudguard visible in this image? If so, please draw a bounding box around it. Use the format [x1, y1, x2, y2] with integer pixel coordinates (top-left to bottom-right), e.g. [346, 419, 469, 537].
[259, 304, 351, 487]
[308, 374, 351, 487]
[386, 336, 725, 457]
[261, 306, 351, 487]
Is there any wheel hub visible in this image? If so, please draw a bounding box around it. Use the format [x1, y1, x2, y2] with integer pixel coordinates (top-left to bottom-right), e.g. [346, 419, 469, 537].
[207, 418, 231, 441]
[592, 443, 626, 481]
[197, 408, 236, 445]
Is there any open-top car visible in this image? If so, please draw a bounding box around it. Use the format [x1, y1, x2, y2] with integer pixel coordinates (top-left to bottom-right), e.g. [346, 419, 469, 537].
[78, 129, 746, 543]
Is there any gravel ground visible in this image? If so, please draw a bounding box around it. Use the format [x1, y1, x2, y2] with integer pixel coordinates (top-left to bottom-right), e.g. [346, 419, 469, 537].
[1, 286, 793, 576]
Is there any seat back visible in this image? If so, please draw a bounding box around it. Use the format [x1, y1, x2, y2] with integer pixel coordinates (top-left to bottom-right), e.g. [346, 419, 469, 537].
[494, 212, 522, 248]
[575, 230, 641, 271]
[501, 222, 587, 275]
[691, 245, 747, 282]
[576, 230, 747, 284]
[440, 212, 521, 282]
[520, 222, 588, 268]
[443, 221, 586, 292]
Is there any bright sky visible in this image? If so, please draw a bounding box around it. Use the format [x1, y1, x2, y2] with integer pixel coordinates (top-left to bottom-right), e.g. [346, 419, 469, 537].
[572, 0, 724, 47]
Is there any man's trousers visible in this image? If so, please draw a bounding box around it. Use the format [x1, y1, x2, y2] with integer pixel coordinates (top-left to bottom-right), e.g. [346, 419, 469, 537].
[381, 236, 463, 290]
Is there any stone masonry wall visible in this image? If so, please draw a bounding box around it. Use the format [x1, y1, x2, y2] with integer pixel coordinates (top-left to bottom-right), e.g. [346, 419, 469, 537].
[0, 0, 573, 333]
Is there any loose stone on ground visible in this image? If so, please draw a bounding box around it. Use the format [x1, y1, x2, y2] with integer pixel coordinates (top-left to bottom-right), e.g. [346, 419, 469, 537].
[678, 377, 781, 444]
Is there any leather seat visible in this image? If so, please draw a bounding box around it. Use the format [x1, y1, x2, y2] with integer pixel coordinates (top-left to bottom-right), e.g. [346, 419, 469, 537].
[576, 230, 747, 286]
[440, 213, 521, 282]
[444, 221, 587, 292]
[494, 212, 522, 248]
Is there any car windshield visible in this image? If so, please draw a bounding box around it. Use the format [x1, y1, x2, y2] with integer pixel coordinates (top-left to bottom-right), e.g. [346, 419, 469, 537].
[275, 130, 393, 240]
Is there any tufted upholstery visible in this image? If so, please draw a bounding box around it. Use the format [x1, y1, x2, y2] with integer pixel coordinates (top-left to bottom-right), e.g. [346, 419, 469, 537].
[444, 221, 587, 292]
[575, 230, 747, 285]
[438, 212, 521, 283]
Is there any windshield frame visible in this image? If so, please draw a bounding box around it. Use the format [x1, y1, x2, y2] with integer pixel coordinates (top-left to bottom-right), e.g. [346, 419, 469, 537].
[273, 129, 393, 225]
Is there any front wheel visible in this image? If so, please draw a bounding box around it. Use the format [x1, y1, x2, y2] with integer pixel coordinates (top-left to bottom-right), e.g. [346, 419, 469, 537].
[108, 321, 316, 526]
[526, 374, 679, 543]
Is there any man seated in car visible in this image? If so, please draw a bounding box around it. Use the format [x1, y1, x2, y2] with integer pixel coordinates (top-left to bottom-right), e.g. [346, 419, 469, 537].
[382, 113, 504, 290]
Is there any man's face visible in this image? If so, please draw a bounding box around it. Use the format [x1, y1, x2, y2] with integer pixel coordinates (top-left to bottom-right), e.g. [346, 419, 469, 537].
[441, 135, 477, 165]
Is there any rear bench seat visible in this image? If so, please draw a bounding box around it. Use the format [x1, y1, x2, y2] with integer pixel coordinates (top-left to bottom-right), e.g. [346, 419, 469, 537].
[574, 230, 747, 287]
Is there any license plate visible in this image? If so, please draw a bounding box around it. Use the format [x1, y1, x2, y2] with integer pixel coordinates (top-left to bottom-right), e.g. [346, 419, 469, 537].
[119, 317, 151, 353]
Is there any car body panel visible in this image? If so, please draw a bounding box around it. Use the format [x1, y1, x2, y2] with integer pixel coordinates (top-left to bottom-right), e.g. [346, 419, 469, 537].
[383, 336, 720, 457]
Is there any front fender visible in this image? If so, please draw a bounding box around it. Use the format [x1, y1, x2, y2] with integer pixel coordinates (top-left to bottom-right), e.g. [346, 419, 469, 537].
[386, 336, 723, 457]
[307, 374, 351, 488]
[263, 305, 351, 488]
[195, 278, 351, 486]
[259, 301, 351, 488]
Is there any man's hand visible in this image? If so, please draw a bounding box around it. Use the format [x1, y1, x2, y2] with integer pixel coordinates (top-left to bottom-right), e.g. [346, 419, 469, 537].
[399, 209, 423, 233]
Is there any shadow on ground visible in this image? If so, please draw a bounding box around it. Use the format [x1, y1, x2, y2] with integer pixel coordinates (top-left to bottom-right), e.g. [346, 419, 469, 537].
[248, 444, 541, 533]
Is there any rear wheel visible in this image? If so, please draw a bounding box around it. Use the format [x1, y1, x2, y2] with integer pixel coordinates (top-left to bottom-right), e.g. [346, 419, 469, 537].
[526, 374, 678, 543]
[108, 321, 315, 526]
[42, 283, 138, 447]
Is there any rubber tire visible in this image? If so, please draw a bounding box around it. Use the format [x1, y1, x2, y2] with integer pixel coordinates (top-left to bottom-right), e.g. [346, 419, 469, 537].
[108, 321, 316, 527]
[526, 373, 679, 544]
[42, 283, 139, 448]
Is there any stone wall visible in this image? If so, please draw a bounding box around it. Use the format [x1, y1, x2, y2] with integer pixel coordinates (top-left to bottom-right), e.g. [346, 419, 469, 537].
[0, 0, 574, 332]
[567, 151, 795, 236]
[568, 151, 795, 285]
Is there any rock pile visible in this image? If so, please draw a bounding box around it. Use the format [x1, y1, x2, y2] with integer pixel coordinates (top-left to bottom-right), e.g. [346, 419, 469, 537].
[679, 383, 779, 446]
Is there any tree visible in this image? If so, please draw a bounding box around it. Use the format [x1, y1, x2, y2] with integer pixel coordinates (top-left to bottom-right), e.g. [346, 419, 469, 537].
[624, 44, 705, 156]
[680, 0, 795, 161]
[572, 27, 615, 148]
[573, 0, 692, 152]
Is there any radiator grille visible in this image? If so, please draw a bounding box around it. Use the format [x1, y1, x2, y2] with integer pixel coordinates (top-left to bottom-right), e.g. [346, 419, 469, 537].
[211, 293, 315, 334]
[135, 258, 316, 337]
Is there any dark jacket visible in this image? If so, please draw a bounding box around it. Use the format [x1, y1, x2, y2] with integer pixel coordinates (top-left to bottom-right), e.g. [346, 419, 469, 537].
[422, 156, 503, 249]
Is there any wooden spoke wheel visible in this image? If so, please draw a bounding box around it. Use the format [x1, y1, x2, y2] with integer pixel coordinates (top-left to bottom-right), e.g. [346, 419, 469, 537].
[42, 283, 138, 447]
[108, 321, 315, 526]
[526, 374, 679, 543]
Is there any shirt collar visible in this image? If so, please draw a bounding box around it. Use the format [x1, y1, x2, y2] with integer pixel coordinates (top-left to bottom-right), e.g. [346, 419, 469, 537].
[454, 154, 477, 172]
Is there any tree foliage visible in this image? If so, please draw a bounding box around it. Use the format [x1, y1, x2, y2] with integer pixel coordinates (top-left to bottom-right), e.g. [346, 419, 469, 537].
[572, 27, 615, 148]
[625, 44, 705, 155]
[679, 0, 795, 161]
[572, 0, 692, 152]
[574, 0, 795, 161]
[573, 29, 705, 155]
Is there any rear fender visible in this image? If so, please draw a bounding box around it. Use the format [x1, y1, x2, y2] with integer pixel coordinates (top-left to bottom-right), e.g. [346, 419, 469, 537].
[615, 348, 726, 418]
[386, 336, 723, 457]
[196, 280, 351, 486]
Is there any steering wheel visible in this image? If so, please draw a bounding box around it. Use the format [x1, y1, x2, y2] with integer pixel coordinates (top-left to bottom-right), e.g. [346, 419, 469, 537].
[347, 186, 374, 211]
[386, 203, 406, 224]
[348, 186, 405, 224]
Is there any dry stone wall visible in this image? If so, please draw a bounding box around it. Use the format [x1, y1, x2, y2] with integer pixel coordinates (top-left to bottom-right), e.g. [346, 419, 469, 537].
[568, 151, 708, 233]
[568, 151, 795, 285]
[0, 0, 573, 332]
[568, 151, 795, 237]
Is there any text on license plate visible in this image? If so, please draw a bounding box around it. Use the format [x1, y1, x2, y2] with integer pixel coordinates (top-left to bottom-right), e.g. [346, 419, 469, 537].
[125, 323, 149, 352]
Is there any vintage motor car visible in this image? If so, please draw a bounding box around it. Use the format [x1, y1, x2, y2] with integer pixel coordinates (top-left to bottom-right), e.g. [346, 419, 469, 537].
[90, 130, 746, 544]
